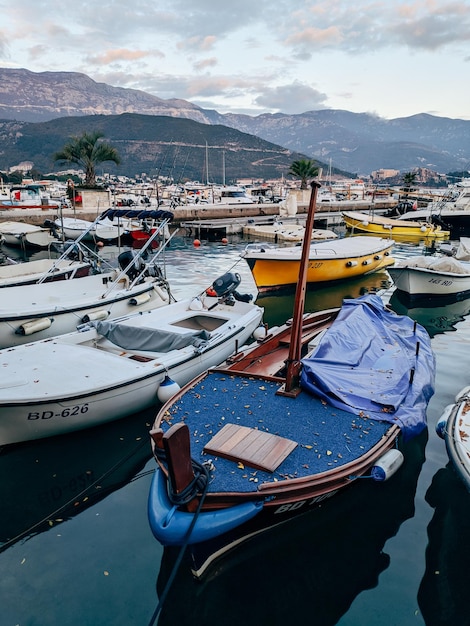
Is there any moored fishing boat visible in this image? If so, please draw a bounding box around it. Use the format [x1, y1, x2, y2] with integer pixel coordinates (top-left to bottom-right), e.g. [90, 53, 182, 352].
[342, 210, 449, 240]
[0, 220, 60, 249]
[0, 256, 92, 288]
[388, 255, 470, 302]
[0, 184, 62, 211]
[0, 272, 263, 445]
[241, 235, 394, 292]
[436, 387, 470, 492]
[387, 236, 470, 302]
[0, 212, 175, 348]
[147, 183, 435, 579]
[54, 216, 123, 242]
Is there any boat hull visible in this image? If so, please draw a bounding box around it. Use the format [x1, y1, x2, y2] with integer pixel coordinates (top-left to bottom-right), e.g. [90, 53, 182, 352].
[388, 265, 470, 302]
[55, 218, 121, 242]
[343, 211, 449, 239]
[149, 398, 401, 578]
[0, 275, 170, 348]
[242, 236, 394, 291]
[151, 431, 403, 578]
[0, 221, 59, 249]
[0, 259, 91, 288]
[439, 390, 470, 492]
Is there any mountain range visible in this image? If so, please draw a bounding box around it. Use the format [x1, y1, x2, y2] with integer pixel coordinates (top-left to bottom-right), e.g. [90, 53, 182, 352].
[0, 67, 469, 177]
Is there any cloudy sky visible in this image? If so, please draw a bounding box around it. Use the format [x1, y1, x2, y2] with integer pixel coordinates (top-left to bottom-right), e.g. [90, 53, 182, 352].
[1, 0, 469, 120]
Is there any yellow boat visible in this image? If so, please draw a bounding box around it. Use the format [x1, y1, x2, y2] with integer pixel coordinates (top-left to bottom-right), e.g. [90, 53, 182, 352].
[241, 236, 395, 292]
[342, 211, 449, 240]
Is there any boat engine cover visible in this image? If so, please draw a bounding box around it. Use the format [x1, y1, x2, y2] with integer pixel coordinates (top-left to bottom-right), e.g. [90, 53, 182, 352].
[212, 272, 241, 297]
[118, 250, 144, 280]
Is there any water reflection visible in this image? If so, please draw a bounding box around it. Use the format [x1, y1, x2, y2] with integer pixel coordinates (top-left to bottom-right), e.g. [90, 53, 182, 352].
[257, 271, 391, 326]
[0, 408, 154, 552]
[388, 290, 470, 337]
[418, 464, 470, 625]
[155, 431, 427, 626]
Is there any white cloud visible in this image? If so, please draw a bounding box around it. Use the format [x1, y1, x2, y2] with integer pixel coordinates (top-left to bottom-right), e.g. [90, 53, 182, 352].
[1, 0, 469, 119]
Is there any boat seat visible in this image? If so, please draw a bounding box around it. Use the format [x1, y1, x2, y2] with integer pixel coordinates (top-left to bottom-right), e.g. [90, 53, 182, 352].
[203, 423, 297, 472]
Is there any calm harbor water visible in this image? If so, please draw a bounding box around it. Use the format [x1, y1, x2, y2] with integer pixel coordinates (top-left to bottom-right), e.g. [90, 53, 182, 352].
[1, 232, 469, 626]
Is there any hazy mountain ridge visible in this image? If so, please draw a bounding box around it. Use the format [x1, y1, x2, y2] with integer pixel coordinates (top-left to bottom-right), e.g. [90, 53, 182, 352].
[0, 68, 209, 123]
[0, 114, 316, 181]
[0, 68, 468, 175]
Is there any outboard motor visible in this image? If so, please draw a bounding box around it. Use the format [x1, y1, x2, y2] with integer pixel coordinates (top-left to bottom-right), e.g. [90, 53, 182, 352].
[431, 214, 451, 231]
[211, 272, 253, 305]
[212, 272, 241, 297]
[118, 249, 145, 281]
[43, 219, 61, 239]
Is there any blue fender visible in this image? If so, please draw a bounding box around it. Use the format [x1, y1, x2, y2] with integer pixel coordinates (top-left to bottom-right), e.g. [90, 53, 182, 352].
[147, 468, 264, 546]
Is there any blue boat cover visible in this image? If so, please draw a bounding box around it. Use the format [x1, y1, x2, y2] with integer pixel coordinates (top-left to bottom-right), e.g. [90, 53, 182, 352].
[300, 294, 435, 440]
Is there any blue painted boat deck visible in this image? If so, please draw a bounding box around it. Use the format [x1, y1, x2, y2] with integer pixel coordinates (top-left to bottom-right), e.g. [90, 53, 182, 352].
[159, 371, 392, 494]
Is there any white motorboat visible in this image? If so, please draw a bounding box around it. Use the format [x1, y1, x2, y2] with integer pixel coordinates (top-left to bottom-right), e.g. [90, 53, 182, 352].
[0, 184, 62, 210]
[0, 275, 263, 445]
[0, 263, 171, 348]
[396, 185, 470, 237]
[54, 216, 123, 242]
[0, 215, 176, 348]
[388, 238, 470, 301]
[0, 257, 92, 288]
[0, 220, 60, 249]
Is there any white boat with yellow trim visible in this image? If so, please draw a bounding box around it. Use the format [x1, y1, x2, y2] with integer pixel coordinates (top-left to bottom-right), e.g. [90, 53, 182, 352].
[241, 236, 394, 292]
[342, 210, 449, 240]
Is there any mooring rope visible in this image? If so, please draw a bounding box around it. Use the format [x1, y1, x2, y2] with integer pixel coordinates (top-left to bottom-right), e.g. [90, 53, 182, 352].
[147, 461, 210, 626]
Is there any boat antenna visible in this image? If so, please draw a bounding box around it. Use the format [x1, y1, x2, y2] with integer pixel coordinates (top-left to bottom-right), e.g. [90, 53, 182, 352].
[278, 180, 321, 397]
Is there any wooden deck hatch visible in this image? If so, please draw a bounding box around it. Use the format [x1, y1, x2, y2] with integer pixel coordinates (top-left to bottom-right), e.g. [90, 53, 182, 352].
[203, 423, 297, 472]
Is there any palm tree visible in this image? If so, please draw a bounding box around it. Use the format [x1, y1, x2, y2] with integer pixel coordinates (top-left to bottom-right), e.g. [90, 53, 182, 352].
[54, 131, 121, 187]
[288, 159, 319, 189]
[402, 171, 417, 192]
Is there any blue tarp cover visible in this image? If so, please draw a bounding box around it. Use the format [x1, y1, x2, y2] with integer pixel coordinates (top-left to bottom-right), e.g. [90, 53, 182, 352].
[300, 294, 435, 439]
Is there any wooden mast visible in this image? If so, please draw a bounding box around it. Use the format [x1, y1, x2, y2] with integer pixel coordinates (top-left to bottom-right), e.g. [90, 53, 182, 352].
[277, 181, 321, 397]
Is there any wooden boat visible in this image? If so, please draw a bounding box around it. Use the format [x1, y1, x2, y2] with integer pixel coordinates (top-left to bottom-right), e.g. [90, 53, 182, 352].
[241, 236, 394, 292]
[436, 387, 470, 492]
[0, 214, 175, 348]
[155, 431, 427, 625]
[388, 255, 470, 302]
[0, 274, 263, 445]
[147, 183, 435, 578]
[342, 210, 449, 240]
[0, 220, 60, 249]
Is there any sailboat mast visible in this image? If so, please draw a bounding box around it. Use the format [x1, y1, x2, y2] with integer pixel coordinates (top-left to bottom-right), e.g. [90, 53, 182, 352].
[280, 181, 321, 395]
